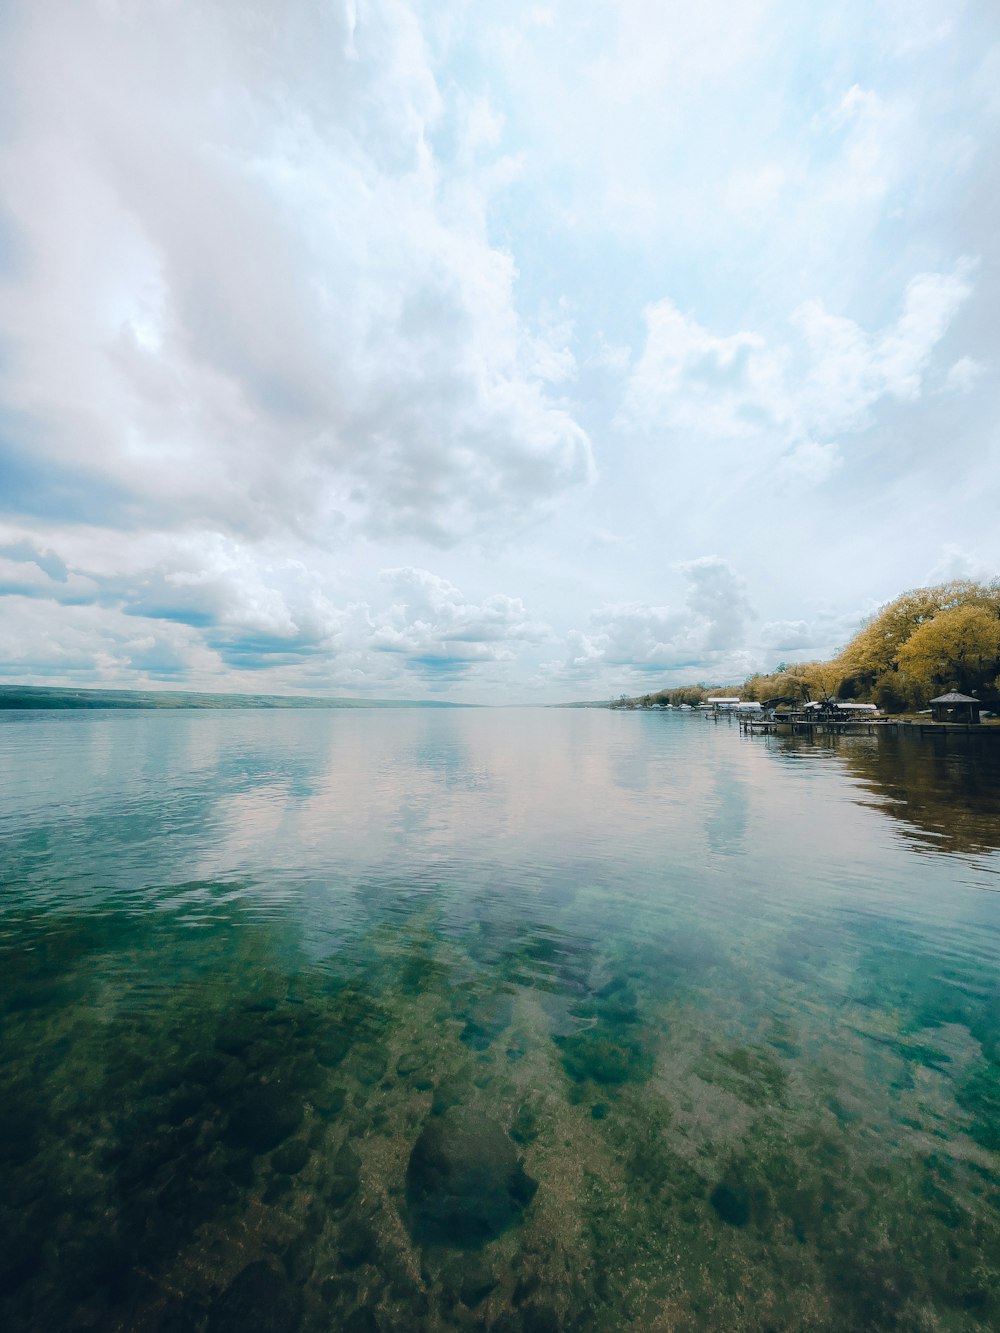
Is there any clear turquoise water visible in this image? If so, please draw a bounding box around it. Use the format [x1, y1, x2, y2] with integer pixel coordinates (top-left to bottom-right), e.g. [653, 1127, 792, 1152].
[1, 708, 998, 1331]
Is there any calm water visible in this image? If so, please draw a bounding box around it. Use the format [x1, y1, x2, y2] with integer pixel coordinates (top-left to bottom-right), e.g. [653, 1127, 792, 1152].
[1, 708, 999, 1331]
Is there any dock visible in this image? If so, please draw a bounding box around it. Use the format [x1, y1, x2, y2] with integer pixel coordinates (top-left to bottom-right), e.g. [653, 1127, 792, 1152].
[740, 714, 892, 737]
[737, 714, 999, 739]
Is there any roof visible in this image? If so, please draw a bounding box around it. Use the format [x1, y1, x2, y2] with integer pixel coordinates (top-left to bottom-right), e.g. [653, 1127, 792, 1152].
[930, 691, 980, 704]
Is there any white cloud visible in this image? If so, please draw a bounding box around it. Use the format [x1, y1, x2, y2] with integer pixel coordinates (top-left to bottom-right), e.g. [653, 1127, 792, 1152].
[924, 543, 998, 585]
[866, 265, 977, 400]
[545, 556, 754, 687]
[0, 524, 550, 691]
[943, 355, 987, 393]
[678, 556, 754, 652]
[0, 596, 217, 686]
[592, 337, 631, 374]
[1, 2, 998, 702]
[621, 300, 783, 440]
[882, 0, 955, 58]
[759, 620, 813, 651]
[774, 440, 842, 490]
[755, 604, 874, 663]
[371, 566, 548, 666]
[621, 261, 975, 475]
[0, 0, 592, 549]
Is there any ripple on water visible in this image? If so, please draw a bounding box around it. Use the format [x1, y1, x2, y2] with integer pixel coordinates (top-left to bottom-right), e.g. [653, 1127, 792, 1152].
[1, 710, 999, 1329]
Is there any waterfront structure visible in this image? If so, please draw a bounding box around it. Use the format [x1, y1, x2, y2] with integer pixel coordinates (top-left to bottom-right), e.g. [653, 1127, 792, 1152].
[929, 691, 982, 724]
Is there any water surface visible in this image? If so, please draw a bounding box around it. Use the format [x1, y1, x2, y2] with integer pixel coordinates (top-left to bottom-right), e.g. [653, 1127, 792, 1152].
[1, 708, 998, 1330]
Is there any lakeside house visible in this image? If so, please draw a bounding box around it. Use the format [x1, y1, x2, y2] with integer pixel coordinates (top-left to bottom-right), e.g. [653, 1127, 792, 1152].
[929, 692, 982, 724]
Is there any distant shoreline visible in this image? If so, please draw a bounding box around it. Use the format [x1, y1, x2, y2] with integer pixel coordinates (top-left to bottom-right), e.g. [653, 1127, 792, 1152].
[0, 685, 472, 711]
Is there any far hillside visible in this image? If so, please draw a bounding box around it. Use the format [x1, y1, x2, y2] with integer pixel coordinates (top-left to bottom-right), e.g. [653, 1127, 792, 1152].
[0, 686, 471, 711]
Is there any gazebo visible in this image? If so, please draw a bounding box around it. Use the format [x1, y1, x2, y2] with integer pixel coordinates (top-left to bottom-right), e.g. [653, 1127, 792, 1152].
[929, 691, 981, 724]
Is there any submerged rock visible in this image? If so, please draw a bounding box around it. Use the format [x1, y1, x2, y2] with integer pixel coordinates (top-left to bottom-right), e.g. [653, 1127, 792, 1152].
[311, 1084, 346, 1117]
[223, 1084, 303, 1155]
[510, 1103, 540, 1144]
[709, 1182, 751, 1227]
[328, 1142, 362, 1207]
[405, 1107, 537, 1246]
[338, 1219, 378, 1270]
[341, 1308, 378, 1333]
[353, 1043, 388, 1085]
[459, 1256, 499, 1307]
[0, 1109, 40, 1166]
[272, 1139, 310, 1174]
[207, 1261, 301, 1332]
[556, 1028, 652, 1086]
[440, 1252, 499, 1308]
[214, 1019, 259, 1056]
[456, 990, 513, 1051]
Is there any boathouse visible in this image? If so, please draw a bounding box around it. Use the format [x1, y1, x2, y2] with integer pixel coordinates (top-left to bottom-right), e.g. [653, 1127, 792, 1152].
[929, 691, 981, 724]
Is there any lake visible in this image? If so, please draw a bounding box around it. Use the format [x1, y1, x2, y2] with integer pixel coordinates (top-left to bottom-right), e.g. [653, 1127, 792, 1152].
[1, 707, 999, 1331]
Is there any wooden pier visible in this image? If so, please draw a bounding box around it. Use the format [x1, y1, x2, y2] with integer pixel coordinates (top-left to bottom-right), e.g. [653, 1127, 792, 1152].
[739, 715, 892, 737]
[738, 715, 999, 739]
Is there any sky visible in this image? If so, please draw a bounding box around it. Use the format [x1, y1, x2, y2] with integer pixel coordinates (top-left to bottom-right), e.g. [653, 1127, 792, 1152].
[0, 0, 998, 703]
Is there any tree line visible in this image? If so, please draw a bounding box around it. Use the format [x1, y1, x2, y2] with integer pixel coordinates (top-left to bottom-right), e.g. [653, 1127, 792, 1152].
[615, 579, 1000, 712]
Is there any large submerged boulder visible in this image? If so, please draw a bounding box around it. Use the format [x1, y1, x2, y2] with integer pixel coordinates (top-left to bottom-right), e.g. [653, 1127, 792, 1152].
[405, 1107, 537, 1247]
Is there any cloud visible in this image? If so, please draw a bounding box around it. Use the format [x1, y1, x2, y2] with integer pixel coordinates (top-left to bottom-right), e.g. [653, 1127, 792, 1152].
[0, 595, 218, 685]
[487, 0, 973, 319]
[791, 262, 976, 425]
[621, 261, 975, 479]
[943, 356, 987, 393]
[756, 604, 873, 663]
[0, 534, 99, 605]
[0, 539, 69, 583]
[678, 556, 754, 652]
[0, 0, 592, 549]
[759, 620, 813, 651]
[0, 527, 348, 670]
[591, 337, 631, 374]
[369, 567, 549, 682]
[545, 556, 755, 687]
[924, 543, 998, 585]
[620, 300, 782, 439]
[774, 440, 842, 490]
[1, 3, 998, 703]
[0, 522, 550, 691]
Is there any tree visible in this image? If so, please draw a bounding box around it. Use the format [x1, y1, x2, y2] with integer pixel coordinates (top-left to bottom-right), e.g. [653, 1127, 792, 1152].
[839, 581, 1000, 696]
[801, 660, 844, 701]
[895, 604, 1000, 704]
[622, 579, 1000, 712]
[740, 660, 841, 703]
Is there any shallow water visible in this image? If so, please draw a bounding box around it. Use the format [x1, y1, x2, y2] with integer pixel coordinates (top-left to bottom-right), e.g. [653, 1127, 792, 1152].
[1, 707, 998, 1331]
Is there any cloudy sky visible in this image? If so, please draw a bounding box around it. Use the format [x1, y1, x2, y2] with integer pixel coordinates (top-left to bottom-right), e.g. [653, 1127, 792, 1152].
[1, 0, 998, 702]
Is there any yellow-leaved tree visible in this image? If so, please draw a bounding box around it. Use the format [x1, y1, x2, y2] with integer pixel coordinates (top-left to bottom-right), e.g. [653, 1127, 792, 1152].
[837, 580, 1000, 709]
[895, 603, 1000, 705]
[739, 580, 1000, 711]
